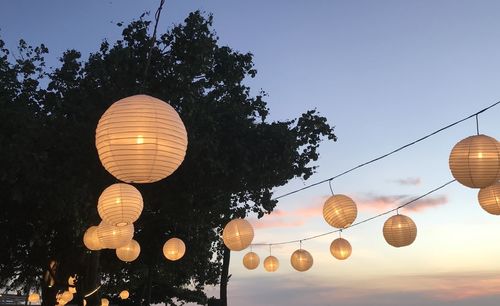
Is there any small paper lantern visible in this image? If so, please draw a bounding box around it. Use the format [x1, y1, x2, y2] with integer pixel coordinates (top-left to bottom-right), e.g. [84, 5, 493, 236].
[263, 255, 279, 272]
[222, 219, 254, 251]
[28, 293, 40, 303]
[98, 183, 143, 226]
[163, 237, 186, 261]
[290, 249, 313, 272]
[60, 291, 73, 304]
[330, 238, 352, 260]
[478, 182, 500, 215]
[383, 214, 417, 247]
[97, 221, 134, 249]
[96, 94, 188, 183]
[449, 135, 500, 188]
[242, 252, 260, 270]
[323, 194, 358, 228]
[83, 226, 102, 251]
[68, 275, 76, 286]
[83, 299, 87, 306]
[116, 239, 141, 262]
[68, 287, 76, 294]
[119, 290, 129, 300]
[101, 298, 109, 306]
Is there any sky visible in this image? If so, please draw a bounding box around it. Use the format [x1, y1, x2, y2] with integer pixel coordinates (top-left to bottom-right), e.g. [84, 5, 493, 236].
[1, 0, 500, 305]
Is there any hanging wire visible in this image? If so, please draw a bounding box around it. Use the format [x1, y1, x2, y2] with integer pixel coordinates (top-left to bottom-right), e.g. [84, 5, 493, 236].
[252, 179, 456, 246]
[272, 101, 499, 201]
[142, 0, 166, 91]
[328, 179, 334, 195]
[475, 114, 480, 135]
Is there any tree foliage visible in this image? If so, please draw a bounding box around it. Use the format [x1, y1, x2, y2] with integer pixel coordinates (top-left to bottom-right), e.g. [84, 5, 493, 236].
[0, 11, 336, 306]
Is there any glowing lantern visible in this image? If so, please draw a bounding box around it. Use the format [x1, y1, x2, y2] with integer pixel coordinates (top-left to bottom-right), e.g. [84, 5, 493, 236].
[60, 291, 73, 304]
[119, 290, 129, 299]
[330, 238, 352, 260]
[222, 219, 254, 251]
[68, 275, 76, 286]
[83, 226, 102, 251]
[68, 287, 76, 294]
[28, 293, 40, 303]
[163, 237, 186, 261]
[95, 94, 188, 183]
[478, 182, 500, 215]
[263, 256, 279, 272]
[383, 214, 417, 247]
[290, 249, 313, 272]
[97, 183, 143, 226]
[116, 239, 141, 262]
[83, 300, 87, 306]
[323, 194, 358, 229]
[97, 221, 134, 249]
[101, 298, 109, 306]
[449, 135, 500, 188]
[242, 252, 260, 270]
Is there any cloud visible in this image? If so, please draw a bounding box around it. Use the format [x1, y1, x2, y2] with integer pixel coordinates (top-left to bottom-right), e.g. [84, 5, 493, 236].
[251, 219, 305, 229]
[390, 177, 422, 186]
[355, 193, 448, 213]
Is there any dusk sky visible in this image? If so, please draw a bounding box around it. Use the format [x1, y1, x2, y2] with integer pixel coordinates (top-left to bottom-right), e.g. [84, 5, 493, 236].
[2, 1, 500, 305]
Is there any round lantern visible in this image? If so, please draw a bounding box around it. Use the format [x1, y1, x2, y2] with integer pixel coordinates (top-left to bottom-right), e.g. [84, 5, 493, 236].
[116, 239, 141, 262]
[449, 134, 500, 188]
[263, 256, 279, 272]
[97, 183, 143, 226]
[222, 218, 254, 251]
[290, 249, 314, 272]
[83, 226, 102, 251]
[330, 238, 352, 260]
[242, 252, 260, 270]
[383, 214, 417, 247]
[478, 182, 500, 215]
[95, 94, 188, 183]
[323, 194, 358, 228]
[97, 221, 134, 249]
[60, 291, 73, 304]
[28, 293, 40, 303]
[68, 287, 76, 294]
[163, 237, 186, 261]
[83, 300, 87, 306]
[119, 290, 129, 300]
[101, 298, 109, 306]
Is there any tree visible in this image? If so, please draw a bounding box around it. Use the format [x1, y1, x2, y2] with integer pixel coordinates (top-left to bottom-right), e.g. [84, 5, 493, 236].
[0, 11, 336, 306]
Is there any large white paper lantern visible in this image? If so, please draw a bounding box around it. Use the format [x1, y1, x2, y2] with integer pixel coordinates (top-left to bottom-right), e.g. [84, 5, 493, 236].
[383, 214, 417, 247]
[449, 135, 500, 188]
[478, 182, 500, 215]
[222, 218, 254, 251]
[290, 249, 313, 272]
[28, 293, 40, 303]
[98, 183, 143, 226]
[163, 237, 186, 261]
[96, 94, 188, 183]
[116, 239, 141, 262]
[119, 290, 129, 300]
[97, 221, 134, 249]
[242, 252, 260, 270]
[323, 194, 358, 229]
[263, 256, 279, 272]
[83, 226, 102, 251]
[330, 238, 352, 260]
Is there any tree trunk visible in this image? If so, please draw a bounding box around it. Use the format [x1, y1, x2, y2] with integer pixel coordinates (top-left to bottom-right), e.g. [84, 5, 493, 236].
[219, 247, 231, 306]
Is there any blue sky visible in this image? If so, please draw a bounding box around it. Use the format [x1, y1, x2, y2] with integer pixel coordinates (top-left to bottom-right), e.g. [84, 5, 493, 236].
[2, 1, 500, 305]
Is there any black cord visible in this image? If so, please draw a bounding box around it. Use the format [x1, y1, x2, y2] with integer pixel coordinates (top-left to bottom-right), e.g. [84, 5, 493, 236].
[142, 0, 166, 92]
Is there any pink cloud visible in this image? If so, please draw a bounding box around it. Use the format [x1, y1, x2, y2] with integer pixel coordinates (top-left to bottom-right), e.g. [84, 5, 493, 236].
[251, 219, 306, 229]
[390, 177, 422, 186]
[355, 193, 448, 213]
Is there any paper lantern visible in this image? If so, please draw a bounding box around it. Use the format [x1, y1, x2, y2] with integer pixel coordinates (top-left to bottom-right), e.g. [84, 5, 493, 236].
[163, 237, 186, 261]
[222, 219, 254, 251]
[449, 135, 500, 188]
[242, 252, 260, 270]
[83, 226, 102, 251]
[263, 256, 279, 272]
[96, 94, 188, 183]
[68, 287, 76, 294]
[290, 249, 313, 272]
[83, 299, 87, 306]
[116, 239, 141, 262]
[98, 183, 143, 226]
[478, 182, 500, 215]
[330, 238, 352, 260]
[323, 194, 358, 228]
[119, 290, 129, 300]
[60, 291, 73, 304]
[28, 293, 40, 303]
[68, 275, 76, 286]
[101, 298, 109, 306]
[97, 221, 134, 249]
[383, 214, 417, 247]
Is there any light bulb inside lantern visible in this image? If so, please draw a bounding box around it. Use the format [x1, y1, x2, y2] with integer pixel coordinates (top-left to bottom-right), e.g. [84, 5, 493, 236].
[136, 135, 144, 144]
